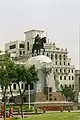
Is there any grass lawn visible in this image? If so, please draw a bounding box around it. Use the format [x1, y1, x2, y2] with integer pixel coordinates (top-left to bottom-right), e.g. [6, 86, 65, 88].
[18, 112, 80, 120]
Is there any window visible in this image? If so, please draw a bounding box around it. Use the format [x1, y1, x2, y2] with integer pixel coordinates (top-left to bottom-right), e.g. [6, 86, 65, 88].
[69, 69, 70, 73]
[49, 94, 52, 97]
[69, 84, 71, 88]
[72, 69, 73, 73]
[69, 76, 70, 80]
[9, 44, 16, 49]
[54, 76, 55, 80]
[49, 98, 52, 101]
[49, 87, 52, 92]
[64, 58, 66, 60]
[60, 76, 62, 80]
[60, 69, 62, 73]
[60, 61, 61, 65]
[65, 84, 67, 88]
[21, 84, 23, 89]
[51, 54, 53, 59]
[55, 54, 58, 60]
[64, 76, 66, 80]
[56, 69, 57, 72]
[63, 55, 66, 60]
[25, 84, 28, 90]
[63, 55, 66, 58]
[64, 62, 65, 65]
[68, 63, 70, 66]
[72, 85, 74, 90]
[59, 55, 61, 60]
[72, 76, 74, 80]
[54, 98, 57, 101]
[20, 51, 22, 55]
[23, 51, 25, 54]
[60, 84, 63, 88]
[13, 84, 16, 90]
[55, 61, 57, 65]
[27, 42, 29, 51]
[19, 44, 25, 48]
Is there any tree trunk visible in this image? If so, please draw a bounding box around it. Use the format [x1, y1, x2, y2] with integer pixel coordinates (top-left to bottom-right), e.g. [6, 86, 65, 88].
[20, 103, 23, 118]
[4, 91, 6, 120]
[9, 84, 13, 97]
[18, 83, 24, 118]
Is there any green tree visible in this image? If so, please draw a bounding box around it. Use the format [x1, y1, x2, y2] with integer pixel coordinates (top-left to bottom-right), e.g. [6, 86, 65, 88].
[0, 54, 16, 120]
[60, 86, 75, 101]
[14, 64, 39, 118]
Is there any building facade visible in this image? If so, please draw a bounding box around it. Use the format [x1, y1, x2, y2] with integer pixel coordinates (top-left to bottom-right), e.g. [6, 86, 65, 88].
[5, 40, 25, 59]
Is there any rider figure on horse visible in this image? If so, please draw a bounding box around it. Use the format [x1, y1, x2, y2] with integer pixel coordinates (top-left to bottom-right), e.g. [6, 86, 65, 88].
[32, 34, 46, 55]
[35, 34, 41, 44]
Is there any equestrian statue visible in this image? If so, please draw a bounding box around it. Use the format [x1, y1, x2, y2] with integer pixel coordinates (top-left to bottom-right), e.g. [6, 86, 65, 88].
[32, 34, 46, 55]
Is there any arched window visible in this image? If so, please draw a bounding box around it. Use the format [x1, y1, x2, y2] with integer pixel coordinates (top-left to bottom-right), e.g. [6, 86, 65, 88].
[59, 55, 61, 60]
[51, 54, 53, 59]
[63, 55, 65, 57]
[72, 76, 74, 80]
[60, 76, 62, 80]
[63, 55, 66, 60]
[64, 76, 66, 80]
[55, 54, 58, 60]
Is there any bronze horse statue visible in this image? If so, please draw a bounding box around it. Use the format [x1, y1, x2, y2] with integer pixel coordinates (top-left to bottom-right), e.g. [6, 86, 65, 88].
[32, 37, 46, 55]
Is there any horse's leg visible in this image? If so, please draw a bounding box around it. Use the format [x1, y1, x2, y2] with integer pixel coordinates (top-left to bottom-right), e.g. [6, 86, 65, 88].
[32, 44, 34, 54]
[39, 49, 41, 55]
[44, 48, 45, 52]
[37, 49, 38, 55]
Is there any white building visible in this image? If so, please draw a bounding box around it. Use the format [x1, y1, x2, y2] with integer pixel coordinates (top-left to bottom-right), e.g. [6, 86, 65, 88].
[5, 40, 25, 59]
[3, 29, 76, 102]
[44, 43, 75, 90]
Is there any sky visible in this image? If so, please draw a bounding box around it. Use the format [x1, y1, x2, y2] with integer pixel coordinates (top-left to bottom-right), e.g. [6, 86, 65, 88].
[0, 0, 80, 69]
